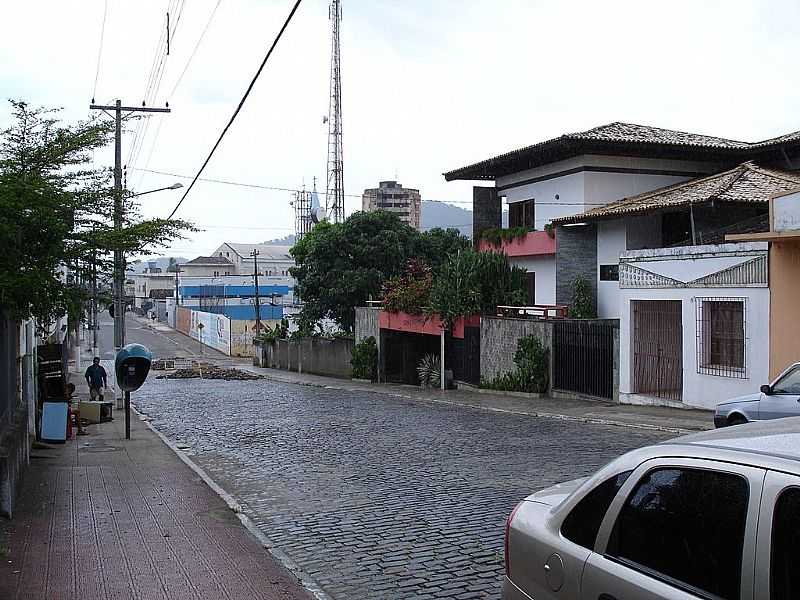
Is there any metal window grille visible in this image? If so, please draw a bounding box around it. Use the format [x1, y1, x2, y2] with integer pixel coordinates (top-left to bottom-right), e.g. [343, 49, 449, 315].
[695, 297, 746, 378]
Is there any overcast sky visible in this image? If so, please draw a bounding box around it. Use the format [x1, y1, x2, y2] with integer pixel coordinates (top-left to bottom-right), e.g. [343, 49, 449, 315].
[2, 0, 800, 259]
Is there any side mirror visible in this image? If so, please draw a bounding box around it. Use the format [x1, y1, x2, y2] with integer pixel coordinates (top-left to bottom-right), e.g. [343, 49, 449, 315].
[760, 384, 772, 395]
[115, 343, 152, 392]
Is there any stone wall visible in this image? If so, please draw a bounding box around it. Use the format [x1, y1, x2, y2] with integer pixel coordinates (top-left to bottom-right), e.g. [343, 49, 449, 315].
[472, 187, 501, 245]
[555, 224, 597, 313]
[480, 317, 553, 386]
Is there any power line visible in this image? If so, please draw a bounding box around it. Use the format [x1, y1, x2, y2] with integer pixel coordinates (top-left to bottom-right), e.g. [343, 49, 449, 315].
[91, 0, 109, 102]
[167, 0, 304, 220]
[169, 0, 222, 97]
[132, 167, 474, 203]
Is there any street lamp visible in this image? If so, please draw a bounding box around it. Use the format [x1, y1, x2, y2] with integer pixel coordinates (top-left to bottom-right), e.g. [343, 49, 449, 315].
[113, 181, 184, 357]
[126, 182, 183, 198]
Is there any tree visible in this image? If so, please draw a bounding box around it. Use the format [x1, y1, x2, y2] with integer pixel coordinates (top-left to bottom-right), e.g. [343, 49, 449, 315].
[167, 257, 178, 272]
[0, 100, 194, 328]
[428, 249, 526, 328]
[291, 211, 417, 332]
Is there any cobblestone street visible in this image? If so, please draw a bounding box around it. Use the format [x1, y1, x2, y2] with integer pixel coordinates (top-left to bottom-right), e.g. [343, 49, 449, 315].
[134, 377, 669, 600]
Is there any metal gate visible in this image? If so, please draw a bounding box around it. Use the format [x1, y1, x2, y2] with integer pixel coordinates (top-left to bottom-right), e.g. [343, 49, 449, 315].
[553, 321, 615, 400]
[462, 326, 481, 385]
[632, 300, 683, 402]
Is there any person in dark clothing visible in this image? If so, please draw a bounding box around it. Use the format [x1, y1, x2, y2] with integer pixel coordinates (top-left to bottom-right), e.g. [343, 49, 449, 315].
[84, 357, 107, 401]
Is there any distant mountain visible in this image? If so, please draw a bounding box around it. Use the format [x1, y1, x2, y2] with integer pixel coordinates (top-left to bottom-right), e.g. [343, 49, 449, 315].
[421, 201, 472, 236]
[262, 234, 296, 246]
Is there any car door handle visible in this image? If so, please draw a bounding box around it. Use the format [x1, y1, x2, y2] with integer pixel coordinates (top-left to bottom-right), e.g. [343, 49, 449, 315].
[599, 595, 618, 600]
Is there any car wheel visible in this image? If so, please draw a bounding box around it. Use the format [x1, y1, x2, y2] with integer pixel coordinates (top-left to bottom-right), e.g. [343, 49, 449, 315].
[728, 414, 748, 426]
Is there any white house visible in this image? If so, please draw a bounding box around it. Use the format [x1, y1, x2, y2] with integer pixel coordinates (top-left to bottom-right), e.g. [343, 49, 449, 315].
[212, 243, 294, 277]
[180, 255, 235, 277]
[618, 243, 770, 410]
[445, 121, 800, 310]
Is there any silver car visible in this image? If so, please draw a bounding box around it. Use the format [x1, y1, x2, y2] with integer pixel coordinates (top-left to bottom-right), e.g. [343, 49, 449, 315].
[714, 362, 800, 427]
[504, 418, 800, 599]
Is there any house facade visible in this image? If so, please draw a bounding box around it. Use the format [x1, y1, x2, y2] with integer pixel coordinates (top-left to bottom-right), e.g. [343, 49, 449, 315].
[212, 243, 295, 277]
[180, 255, 235, 277]
[618, 243, 770, 409]
[445, 121, 800, 311]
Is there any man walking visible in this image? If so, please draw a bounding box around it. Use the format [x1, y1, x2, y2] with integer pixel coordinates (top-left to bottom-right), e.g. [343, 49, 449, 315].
[84, 357, 107, 401]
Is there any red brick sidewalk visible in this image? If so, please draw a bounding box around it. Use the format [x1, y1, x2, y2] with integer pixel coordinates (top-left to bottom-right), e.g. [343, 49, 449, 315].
[0, 399, 314, 600]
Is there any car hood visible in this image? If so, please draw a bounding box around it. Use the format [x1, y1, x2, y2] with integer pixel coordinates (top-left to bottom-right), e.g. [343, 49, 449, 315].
[525, 476, 588, 507]
[717, 392, 761, 409]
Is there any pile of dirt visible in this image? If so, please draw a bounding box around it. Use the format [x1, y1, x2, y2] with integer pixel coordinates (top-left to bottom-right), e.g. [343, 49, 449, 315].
[156, 366, 263, 381]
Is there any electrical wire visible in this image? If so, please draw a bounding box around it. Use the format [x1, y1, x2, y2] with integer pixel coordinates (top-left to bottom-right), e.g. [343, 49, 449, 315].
[169, 0, 222, 97]
[91, 0, 109, 102]
[167, 0, 304, 220]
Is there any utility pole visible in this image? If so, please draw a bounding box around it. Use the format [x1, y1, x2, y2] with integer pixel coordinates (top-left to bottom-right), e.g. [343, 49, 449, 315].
[174, 265, 181, 306]
[251, 249, 262, 333]
[89, 100, 170, 352]
[91, 249, 98, 358]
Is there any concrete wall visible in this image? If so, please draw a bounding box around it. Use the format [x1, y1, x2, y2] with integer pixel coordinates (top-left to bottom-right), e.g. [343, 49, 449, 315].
[769, 241, 800, 379]
[261, 337, 354, 379]
[355, 306, 381, 351]
[555, 224, 597, 313]
[480, 317, 553, 385]
[597, 220, 626, 318]
[0, 315, 33, 518]
[495, 155, 711, 231]
[508, 255, 556, 305]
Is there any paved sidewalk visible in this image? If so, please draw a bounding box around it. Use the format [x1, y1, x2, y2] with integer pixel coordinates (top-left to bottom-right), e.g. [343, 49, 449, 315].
[0, 374, 314, 600]
[242, 366, 713, 433]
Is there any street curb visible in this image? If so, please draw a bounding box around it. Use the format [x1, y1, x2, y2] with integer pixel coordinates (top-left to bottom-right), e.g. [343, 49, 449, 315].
[243, 368, 704, 435]
[133, 406, 333, 600]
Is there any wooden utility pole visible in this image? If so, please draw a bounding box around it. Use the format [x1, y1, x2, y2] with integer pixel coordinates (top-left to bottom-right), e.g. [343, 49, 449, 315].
[251, 249, 262, 333]
[89, 100, 170, 351]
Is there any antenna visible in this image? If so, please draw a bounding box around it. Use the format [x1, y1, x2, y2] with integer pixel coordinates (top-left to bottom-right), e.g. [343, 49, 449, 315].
[325, 0, 344, 223]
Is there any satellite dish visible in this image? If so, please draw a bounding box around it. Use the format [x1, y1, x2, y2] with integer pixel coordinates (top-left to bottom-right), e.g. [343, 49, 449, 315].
[310, 190, 327, 224]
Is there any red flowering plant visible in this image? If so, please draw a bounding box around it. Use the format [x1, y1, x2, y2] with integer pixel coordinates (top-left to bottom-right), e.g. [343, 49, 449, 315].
[382, 258, 433, 315]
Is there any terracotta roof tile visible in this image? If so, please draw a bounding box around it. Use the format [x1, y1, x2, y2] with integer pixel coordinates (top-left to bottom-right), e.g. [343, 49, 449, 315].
[553, 162, 800, 224]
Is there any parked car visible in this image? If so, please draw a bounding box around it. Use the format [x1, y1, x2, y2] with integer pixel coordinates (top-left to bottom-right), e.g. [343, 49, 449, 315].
[714, 361, 800, 427]
[504, 418, 800, 600]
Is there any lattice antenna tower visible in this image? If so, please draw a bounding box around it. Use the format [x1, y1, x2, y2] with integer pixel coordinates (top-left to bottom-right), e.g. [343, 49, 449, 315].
[291, 180, 313, 241]
[325, 0, 344, 223]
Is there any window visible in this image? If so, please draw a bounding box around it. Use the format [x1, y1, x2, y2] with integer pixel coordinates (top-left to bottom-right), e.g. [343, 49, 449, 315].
[772, 368, 800, 395]
[600, 264, 619, 281]
[772, 487, 800, 599]
[509, 199, 534, 229]
[562, 470, 631, 549]
[696, 298, 746, 378]
[607, 467, 748, 600]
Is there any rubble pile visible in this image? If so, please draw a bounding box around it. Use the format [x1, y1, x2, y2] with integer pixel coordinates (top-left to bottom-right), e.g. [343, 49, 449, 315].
[156, 366, 263, 381]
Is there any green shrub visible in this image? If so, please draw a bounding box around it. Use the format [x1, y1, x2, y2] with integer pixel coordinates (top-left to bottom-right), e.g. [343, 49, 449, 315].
[479, 226, 532, 247]
[481, 335, 549, 393]
[351, 336, 378, 380]
[570, 276, 595, 319]
[254, 318, 289, 343]
[417, 353, 441, 388]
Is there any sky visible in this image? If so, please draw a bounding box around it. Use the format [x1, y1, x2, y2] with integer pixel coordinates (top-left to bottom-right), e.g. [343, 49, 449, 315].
[2, 0, 800, 259]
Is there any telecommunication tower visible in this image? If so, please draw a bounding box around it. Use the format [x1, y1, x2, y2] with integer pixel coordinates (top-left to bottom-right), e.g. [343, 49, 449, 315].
[291, 179, 315, 241]
[325, 0, 344, 223]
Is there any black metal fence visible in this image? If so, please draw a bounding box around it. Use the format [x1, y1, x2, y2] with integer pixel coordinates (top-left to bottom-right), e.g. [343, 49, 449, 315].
[553, 320, 615, 399]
